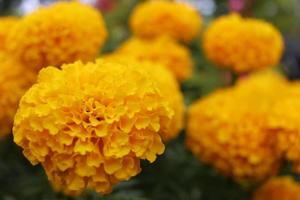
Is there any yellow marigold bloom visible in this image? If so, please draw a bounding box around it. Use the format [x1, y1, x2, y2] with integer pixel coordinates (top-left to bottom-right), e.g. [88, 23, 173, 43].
[130, 0, 202, 42]
[235, 70, 288, 95]
[7, 2, 107, 71]
[116, 36, 193, 81]
[13, 59, 174, 196]
[144, 62, 184, 141]
[268, 82, 300, 172]
[186, 71, 287, 181]
[203, 13, 284, 73]
[0, 53, 36, 137]
[0, 16, 19, 52]
[102, 54, 184, 141]
[253, 176, 300, 200]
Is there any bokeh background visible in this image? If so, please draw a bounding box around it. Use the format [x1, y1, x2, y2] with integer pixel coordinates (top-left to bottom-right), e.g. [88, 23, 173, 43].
[0, 0, 300, 199]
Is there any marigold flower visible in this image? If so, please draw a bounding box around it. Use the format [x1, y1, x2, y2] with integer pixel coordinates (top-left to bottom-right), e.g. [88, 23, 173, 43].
[13, 59, 174, 196]
[235, 70, 289, 95]
[116, 36, 193, 81]
[101, 54, 184, 141]
[0, 16, 19, 52]
[268, 82, 300, 172]
[0, 53, 36, 137]
[253, 176, 300, 200]
[143, 62, 184, 141]
[186, 71, 287, 181]
[130, 0, 202, 42]
[7, 2, 107, 71]
[203, 13, 284, 73]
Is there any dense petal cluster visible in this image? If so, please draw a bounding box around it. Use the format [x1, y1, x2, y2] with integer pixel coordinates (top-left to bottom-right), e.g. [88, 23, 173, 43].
[186, 71, 287, 181]
[0, 16, 19, 52]
[268, 82, 300, 172]
[130, 0, 202, 42]
[13, 60, 174, 195]
[116, 37, 193, 81]
[7, 2, 107, 71]
[102, 54, 185, 141]
[203, 13, 284, 73]
[143, 62, 184, 141]
[0, 53, 36, 137]
[253, 176, 300, 200]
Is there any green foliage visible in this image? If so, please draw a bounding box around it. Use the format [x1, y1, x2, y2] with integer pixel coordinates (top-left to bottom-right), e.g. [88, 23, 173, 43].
[253, 0, 300, 34]
[102, 0, 139, 53]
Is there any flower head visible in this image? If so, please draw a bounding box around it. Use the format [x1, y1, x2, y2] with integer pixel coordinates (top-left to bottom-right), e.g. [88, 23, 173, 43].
[268, 82, 300, 172]
[203, 13, 283, 73]
[116, 36, 193, 81]
[7, 2, 107, 71]
[102, 54, 185, 141]
[0, 53, 36, 137]
[0, 16, 19, 52]
[130, 0, 202, 42]
[186, 71, 287, 181]
[13, 59, 174, 195]
[142, 62, 184, 141]
[253, 176, 300, 200]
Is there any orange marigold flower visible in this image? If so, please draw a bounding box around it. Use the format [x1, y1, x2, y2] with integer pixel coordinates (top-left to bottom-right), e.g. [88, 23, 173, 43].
[253, 176, 300, 200]
[0, 16, 19, 52]
[0, 53, 36, 137]
[143, 62, 184, 141]
[130, 0, 202, 42]
[7, 2, 107, 71]
[235, 70, 289, 96]
[203, 13, 284, 73]
[186, 71, 287, 181]
[268, 82, 300, 173]
[101, 54, 185, 141]
[116, 36, 193, 81]
[13, 59, 174, 196]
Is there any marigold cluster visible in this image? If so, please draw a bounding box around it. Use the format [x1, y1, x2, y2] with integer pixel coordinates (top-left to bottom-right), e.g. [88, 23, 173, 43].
[101, 54, 185, 141]
[7, 2, 107, 71]
[203, 13, 283, 73]
[116, 37, 193, 81]
[0, 53, 36, 137]
[13, 60, 174, 195]
[253, 176, 300, 200]
[186, 71, 287, 181]
[0, 16, 19, 52]
[130, 0, 202, 42]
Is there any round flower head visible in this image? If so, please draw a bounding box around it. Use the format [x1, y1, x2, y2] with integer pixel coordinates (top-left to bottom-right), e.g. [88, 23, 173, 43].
[0, 16, 19, 52]
[186, 71, 287, 181]
[116, 36, 193, 81]
[0, 53, 36, 137]
[235, 70, 288, 95]
[203, 13, 283, 73]
[130, 0, 202, 42]
[253, 176, 300, 200]
[7, 2, 107, 71]
[142, 62, 184, 141]
[101, 54, 185, 141]
[268, 82, 300, 172]
[13, 59, 174, 196]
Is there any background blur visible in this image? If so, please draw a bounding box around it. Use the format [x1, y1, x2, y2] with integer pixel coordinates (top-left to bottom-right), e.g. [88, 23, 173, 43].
[0, 0, 300, 199]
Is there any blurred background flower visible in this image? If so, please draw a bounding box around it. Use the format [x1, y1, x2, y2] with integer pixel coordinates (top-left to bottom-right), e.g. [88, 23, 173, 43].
[253, 176, 300, 200]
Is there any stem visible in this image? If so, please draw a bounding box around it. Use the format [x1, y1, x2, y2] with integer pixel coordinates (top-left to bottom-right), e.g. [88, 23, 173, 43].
[241, 0, 256, 17]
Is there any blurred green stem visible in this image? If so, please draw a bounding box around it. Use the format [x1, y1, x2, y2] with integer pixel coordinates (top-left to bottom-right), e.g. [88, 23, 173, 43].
[241, 0, 256, 17]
